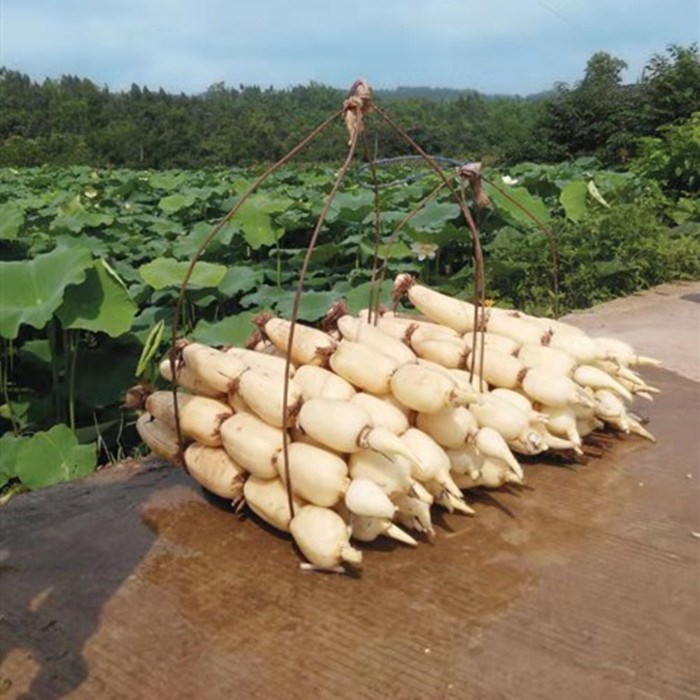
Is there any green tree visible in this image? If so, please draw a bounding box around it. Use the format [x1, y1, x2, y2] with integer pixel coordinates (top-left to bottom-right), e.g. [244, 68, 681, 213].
[581, 52, 627, 87]
[541, 51, 640, 162]
[641, 44, 700, 129]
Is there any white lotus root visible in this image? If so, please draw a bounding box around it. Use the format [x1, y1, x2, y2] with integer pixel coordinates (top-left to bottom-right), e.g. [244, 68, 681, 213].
[144, 274, 657, 573]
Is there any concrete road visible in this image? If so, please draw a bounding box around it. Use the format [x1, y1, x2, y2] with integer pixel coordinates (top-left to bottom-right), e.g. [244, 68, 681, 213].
[1, 283, 698, 700]
[564, 281, 700, 382]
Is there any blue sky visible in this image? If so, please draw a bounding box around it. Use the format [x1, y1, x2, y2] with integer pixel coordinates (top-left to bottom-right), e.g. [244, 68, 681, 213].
[1, 0, 698, 94]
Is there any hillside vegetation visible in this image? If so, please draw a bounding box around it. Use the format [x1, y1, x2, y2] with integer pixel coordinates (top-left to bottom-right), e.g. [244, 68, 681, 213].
[1, 45, 698, 171]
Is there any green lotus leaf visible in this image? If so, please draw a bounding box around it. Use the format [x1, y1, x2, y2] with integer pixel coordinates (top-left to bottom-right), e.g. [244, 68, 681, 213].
[0, 242, 93, 339]
[228, 194, 290, 249]
[239, 285, 288, 309]
[560, 180, 589, 222]
[158, 192, 196, 214]
[218, 266, 263, 297]
[0, 203, 25, 239]
[359, 240, 412, 259]
[171, 221, 234, 259]
[343, 281, 393, 313]
[192, 311, 258, 347]
[274, 290, 337, 322]
[407, 201, 460, 231]
[484, 182, 551, 230]
[139, 257, 227, 290]
[15, 424, 96, 490]
[0, 434, 26, 488]
[57, 259, 138, 337]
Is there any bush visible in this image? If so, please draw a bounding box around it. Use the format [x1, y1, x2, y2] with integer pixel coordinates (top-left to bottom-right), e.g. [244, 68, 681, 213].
[631, 113, 700, 195]
[485, 198, 700, 313]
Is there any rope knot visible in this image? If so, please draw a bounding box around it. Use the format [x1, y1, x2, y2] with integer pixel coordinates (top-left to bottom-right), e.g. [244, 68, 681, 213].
[457, 162, 490, 209]
[343, 79, 372, 145]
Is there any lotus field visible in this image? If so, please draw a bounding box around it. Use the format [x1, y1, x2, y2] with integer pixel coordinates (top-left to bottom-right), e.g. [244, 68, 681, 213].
[0, 160, 697, 492]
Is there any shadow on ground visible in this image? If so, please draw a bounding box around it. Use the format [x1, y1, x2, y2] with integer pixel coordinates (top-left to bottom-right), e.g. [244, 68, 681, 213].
[0, 461, 179, 699]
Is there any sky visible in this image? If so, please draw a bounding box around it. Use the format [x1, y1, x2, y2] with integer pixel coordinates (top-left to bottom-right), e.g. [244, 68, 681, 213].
[1, 0, 698, 95]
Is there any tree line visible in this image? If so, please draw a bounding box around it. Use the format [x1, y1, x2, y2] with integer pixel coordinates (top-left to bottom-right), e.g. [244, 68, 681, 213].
[0, 44, 697, 169]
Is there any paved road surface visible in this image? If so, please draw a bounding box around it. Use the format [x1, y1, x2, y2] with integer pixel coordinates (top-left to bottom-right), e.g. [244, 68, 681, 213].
[1, 283, 698, 699]
[564, 281, 700, 382]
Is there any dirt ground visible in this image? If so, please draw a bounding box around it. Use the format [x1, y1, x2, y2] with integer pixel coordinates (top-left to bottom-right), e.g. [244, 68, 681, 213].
[1, 283, 698, 700]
